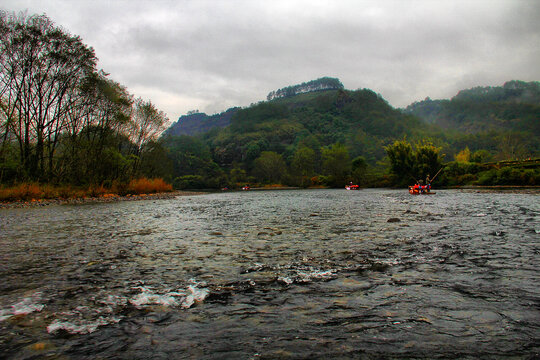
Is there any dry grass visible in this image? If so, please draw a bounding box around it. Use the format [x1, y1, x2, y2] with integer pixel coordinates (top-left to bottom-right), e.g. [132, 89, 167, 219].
[126, 178, 173, 195]
[0, 178, 173, 202]
[0, 183, 44, 201]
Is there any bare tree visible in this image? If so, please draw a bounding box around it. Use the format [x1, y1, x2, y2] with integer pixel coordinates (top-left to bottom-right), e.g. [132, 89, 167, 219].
[130, 97, 168, 157]
[0, 11, 97, 180]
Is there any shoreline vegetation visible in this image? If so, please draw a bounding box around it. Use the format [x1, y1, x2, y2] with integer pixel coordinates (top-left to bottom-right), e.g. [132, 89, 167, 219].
[0, 177, 204, 208]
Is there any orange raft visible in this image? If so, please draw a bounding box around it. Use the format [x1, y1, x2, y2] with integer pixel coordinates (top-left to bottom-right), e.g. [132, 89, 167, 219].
[409, 185, 436, 195]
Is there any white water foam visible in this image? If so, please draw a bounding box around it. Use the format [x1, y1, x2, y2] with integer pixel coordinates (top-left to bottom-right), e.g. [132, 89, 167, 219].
[47, 316, 121, 335]
[129, 287, 184, 307]
[0, 293, 45, 322]
[129, 282, 209, 309]
[182, 285, 209, 309]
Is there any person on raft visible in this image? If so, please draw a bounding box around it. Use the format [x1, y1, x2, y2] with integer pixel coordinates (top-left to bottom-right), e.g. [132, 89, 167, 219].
[426, 174, 431, 192]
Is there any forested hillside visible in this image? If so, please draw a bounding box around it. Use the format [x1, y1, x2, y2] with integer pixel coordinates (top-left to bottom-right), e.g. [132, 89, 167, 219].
[163, 80, 539, 189]
[404, 81, 539, 134]
[163, 88, 431, 188]
[164, 108, 239, 137]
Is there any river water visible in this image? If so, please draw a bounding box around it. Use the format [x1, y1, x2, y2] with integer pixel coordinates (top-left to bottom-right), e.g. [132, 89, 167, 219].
[0, 189, 539, 359]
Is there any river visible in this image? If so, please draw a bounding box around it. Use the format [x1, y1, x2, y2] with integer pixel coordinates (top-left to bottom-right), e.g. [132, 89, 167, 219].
[0, 189, 539, 359]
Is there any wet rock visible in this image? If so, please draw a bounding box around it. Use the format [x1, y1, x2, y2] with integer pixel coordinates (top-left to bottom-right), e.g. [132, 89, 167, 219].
[257, 231, 269, 236]
[368, 262, 390, 272]
[387, 218, 401, 223]
[209, 232, 223, 236]
[205, 290, 233, 304]
[115, 250, 128, 259]
[404, 210, 419, 214]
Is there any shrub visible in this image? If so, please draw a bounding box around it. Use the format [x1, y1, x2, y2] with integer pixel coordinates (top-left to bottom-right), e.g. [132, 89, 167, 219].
[127, 178, 173, 194]
[88, 185, 108, 197]
[476, 169, 497, 185]
[0, 183, 43, 201]
[173, 175, 205, 190]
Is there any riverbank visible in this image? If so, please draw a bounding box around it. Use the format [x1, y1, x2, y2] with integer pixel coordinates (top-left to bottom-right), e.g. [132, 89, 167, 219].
[452, 185, 540, 194]
[0, 190, 204, 209]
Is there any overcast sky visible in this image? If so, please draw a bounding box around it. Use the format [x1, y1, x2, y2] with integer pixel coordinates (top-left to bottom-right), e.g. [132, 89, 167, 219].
[2, 0, 539, 123]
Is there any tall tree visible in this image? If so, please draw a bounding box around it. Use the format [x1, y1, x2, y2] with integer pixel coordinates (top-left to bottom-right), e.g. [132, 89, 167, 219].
[385, 139, 414, 186]
[253, 151, 287, 183]
[0, 11, 97, 180]
[322, 143, 350, 186]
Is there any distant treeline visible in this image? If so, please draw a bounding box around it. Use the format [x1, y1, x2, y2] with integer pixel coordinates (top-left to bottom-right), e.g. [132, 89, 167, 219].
[267, 77, 344, 101]
[0, 11, 170, 188]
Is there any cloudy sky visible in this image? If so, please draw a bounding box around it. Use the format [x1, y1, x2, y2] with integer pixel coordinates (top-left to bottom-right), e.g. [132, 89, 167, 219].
[2, 0, 539, 123]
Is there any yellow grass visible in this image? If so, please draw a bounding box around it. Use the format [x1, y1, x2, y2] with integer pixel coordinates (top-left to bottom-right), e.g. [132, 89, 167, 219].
[0, 178, 173, 202]
[126, 178, 173, 195]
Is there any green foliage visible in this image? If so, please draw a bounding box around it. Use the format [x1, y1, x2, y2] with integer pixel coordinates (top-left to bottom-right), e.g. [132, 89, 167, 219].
[385, 139, 444, 186]
[438, 159, 540, 186]
[252, 151, 287, 184]
[476, 166, 539, 186]
[159, 78, 538, 189]
[414, 141, 444, 181]
[292, 147, 316, 177]
[385, 139, 414, 186]
[322, 143, 350, 187]
[470, 149, 493, 163]
[351, 156, 368, 184]
[404, 81, 540, 146]
[174, 175, 205, 189]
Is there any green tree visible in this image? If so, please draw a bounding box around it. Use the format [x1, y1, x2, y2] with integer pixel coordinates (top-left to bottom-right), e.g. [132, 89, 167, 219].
[470, 149, 493, 163]
[322, 143, 350, 186]
[0, 12, 97, 181]
[351, 156, 368, 184]
[385, 139, 414, 186]
[291, 146, 316, 187]
[252, 151, 287, 183]
[454, 147, 471, 162]
[413, 141, 444, 182]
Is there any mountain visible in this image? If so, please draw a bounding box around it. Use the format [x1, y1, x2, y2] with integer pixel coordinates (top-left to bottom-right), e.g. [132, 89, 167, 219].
[165, 77, 345, 136]
[404, 80, 540, 135]
[201, 87, 422, 167]
[164, 107, 239, 137]
[162, 78, 539, 189]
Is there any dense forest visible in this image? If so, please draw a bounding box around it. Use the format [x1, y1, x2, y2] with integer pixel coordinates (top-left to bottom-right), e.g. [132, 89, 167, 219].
[164, 80, 539, 190]
[0, 12, 172, 198]
[1, 11, 538, 200]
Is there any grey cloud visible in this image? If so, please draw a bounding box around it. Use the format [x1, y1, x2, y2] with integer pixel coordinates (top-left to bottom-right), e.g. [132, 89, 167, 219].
[2, 0, 539, 119]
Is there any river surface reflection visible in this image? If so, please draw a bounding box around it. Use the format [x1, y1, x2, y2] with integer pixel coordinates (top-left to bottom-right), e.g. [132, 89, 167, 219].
[1, 189, 539, 359]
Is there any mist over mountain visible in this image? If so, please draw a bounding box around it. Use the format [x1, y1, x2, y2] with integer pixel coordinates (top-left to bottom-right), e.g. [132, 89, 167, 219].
[403, 80, 540, 135]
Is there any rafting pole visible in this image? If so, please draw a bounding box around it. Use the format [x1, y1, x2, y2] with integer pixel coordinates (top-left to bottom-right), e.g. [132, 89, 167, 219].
[430, 167, 444, 183]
